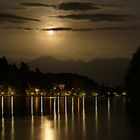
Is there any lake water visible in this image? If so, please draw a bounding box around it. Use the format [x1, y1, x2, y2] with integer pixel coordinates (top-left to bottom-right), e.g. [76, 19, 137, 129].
[0, 96, 140, 140]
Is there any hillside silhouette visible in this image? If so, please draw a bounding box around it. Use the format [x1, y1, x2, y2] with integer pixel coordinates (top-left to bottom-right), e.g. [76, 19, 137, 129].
[0, 56, 100, 96]
[29, 56, 129, 86]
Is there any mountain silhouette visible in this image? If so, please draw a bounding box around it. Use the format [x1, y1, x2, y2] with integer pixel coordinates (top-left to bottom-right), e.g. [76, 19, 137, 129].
[28, 56, 129, 86]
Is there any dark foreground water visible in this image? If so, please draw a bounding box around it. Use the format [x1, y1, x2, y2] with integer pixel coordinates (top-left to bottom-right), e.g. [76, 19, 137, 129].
[0, 96, 140, 140]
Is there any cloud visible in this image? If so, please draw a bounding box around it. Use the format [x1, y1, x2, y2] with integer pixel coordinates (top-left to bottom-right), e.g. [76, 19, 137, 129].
[41, 27, 99, 31]
[0, 26, 35, 31]
[0, 12, 41, 23]
[42, 27, 72, 31]
[21, 2, 55, 8]
[19, 2, 125, 11]
[13, 27, 33, 30]
[20, 2, 99, 11]
[55, 13, 130, 22]
[58, 2, 99, 11]
[19, 2, 125, 12]
[2, 26, 140, 32]
[41, 27, 128, 31]
[41, 26, 140, 31]
[41, 27, 95, 31]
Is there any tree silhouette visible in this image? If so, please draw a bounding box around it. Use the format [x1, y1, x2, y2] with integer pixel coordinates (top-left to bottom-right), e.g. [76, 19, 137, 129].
[125, 46, 140, 100]
[0, 56, 112, 96]
[0, 56, 9, 84]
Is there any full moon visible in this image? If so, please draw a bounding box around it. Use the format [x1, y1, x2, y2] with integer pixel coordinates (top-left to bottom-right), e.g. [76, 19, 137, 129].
[47, 27, 54, 36]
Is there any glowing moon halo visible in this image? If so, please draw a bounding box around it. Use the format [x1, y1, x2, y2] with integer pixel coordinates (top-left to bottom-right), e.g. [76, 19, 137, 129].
[47, 27, 54, 36]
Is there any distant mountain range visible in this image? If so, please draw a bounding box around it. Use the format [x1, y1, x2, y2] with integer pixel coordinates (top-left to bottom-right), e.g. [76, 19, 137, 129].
[28, 56, 130, 86]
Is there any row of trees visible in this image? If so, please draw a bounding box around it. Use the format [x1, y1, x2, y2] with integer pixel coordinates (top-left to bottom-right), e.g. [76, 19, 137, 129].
[0, 57, 100, 96]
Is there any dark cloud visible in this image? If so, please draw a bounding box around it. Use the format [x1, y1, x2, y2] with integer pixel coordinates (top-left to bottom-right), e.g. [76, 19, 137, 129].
[1, 26, 125, 31]
[41, 27, 128, 31]
[58, 2, 99, 11]
[2, 26, 140, 32]
[41, 26, 140, 31]
[41, 27, 93, 31]
[20, 2, 99, 11]
[42, 27, 72, 31]
[21, 2, 55, 8]
[0, 13, 41, 23]
[19, 2, 124, 11]
[55, 13, 130, 22]
[13, 27, 33, 30]
[0, 26, 35, 31]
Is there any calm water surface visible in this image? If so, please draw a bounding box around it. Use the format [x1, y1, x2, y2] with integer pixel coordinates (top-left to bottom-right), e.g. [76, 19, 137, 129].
[0, 96, 140, 140]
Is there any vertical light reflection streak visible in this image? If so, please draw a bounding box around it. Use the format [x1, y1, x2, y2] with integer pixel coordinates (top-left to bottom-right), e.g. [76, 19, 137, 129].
[77, 97, 80, 133]
[1, 116, 5, 140]
[11, 96, 14, 116]
[72, 97, 74, 116]
[31, 97, 34, 140]
[95, 97, 98, 140]
[65, 97, 68, 137]
[41, 96, 43, 116]
[34, 97, 39, 114]
[107, 97, 111, 137]
[31, 96, 34, 116]
[41, 114, 44, 136]
[71, 97, 75, 134]
[11, 116, 15, 140]
[54, 98, 56, 129]
[57, 97, 60, 114]
[82, 97, 85, 115]
[78, 97, 80, 115]
[57, 97, 60, 132]
[31, 116, 34, 140]
[82, 97, 86, 139]
[2, 96, 4, 116]
[65, 97, 67, 115]
[1, 95, 5, 140]
[50, 98, 52, 114]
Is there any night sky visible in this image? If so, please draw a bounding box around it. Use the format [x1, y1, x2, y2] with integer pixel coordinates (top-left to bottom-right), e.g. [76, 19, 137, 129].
[0, 0, 140, 61]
